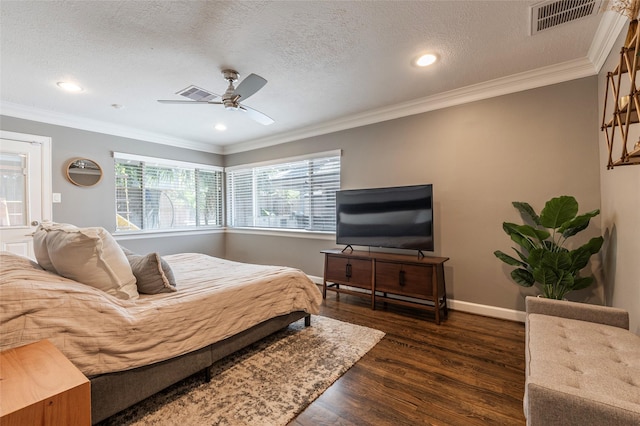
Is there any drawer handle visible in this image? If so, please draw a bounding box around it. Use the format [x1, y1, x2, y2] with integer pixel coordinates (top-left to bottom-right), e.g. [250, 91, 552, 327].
[399, 270, 405, 286]
[346, 263, 352, 278]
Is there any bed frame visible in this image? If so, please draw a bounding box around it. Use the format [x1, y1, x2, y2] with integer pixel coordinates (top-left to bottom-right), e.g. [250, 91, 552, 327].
[91, 311, 311, 424]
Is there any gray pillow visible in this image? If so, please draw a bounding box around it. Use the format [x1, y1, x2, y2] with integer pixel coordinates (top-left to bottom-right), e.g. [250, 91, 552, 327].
[120, 247, 177, 294]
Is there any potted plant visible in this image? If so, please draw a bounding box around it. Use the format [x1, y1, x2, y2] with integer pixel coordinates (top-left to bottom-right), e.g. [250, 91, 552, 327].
[494, 195, 604, 300]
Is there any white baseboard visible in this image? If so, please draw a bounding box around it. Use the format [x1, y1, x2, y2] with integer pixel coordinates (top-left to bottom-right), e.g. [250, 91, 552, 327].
[446, 299, 525, 323]
[307, 275, 324, 285]
[307, 274, 526, 323]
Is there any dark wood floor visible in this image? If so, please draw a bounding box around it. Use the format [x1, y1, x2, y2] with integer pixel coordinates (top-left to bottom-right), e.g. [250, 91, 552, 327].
[291, 292, 526, 426]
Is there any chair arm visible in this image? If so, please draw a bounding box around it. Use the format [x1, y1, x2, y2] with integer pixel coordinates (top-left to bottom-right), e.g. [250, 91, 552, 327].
[525, 296, 629, 329]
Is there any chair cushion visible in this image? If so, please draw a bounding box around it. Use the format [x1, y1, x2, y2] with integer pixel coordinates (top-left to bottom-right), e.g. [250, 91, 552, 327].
[527, 313, 640, 411]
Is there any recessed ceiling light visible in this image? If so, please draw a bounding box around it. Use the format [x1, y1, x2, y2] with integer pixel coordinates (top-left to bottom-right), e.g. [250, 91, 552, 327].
[215, 123, 227, 131]
[57, 81, 83, 92]
[415, 53, 437, 67]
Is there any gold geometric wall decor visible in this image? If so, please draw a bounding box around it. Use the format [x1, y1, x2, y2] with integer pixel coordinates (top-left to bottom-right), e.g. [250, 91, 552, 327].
[601, 18, 640, 169]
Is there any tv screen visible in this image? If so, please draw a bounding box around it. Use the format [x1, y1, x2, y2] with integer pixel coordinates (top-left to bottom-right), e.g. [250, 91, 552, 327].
[336, 184, 434, 251]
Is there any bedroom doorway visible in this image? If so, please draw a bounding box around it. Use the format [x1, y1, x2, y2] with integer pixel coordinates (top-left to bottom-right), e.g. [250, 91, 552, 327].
[0, 130, 52, 259]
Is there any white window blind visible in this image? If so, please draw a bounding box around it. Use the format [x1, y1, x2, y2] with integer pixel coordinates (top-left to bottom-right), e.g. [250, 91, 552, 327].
[114, 153, 223, 232]
[226, 151, 341, 232]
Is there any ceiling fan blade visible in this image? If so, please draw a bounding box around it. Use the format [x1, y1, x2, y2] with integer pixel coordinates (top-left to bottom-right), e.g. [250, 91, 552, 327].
[239, 104, 274, 125]
[157, 100, 223, 104]
[233, 73, 267, 101]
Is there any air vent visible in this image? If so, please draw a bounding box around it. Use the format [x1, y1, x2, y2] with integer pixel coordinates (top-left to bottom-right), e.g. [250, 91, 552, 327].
[176, 85, 218, 101]
[530, 0, 602, 35]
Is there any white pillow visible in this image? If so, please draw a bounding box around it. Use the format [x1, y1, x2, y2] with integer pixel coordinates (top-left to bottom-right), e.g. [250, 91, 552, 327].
[33, 224, 57, 273]
[42, 223, 138, 300]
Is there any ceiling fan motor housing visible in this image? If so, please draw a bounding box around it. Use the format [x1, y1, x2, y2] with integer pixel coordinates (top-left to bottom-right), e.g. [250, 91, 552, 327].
[222, 69, 240, 109]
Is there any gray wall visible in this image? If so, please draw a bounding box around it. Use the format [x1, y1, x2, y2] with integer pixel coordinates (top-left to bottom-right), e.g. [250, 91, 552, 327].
[225, 77, 602, 312]
[1, 75, 606, 315]
[0, 115, 225, 257]
[224, 232, 334, 276]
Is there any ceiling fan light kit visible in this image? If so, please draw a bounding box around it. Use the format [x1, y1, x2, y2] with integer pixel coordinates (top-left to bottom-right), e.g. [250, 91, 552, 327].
[157, 69, 274, 126]
[415, 53, 437, 67]
[57, 81, 83, 92]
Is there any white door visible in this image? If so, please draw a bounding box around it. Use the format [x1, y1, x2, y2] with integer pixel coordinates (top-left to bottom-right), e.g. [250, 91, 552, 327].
[0, 131, 52, 259]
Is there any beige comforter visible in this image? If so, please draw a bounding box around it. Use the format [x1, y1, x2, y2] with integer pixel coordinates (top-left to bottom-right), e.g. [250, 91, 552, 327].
[0, 252, 322, 376]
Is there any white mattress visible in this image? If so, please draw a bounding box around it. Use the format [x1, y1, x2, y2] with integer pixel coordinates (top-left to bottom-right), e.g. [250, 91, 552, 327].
[0, 252, 322, 376]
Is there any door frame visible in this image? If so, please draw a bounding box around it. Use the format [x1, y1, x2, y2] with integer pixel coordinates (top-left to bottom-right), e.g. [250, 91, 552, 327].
[0, 130, 53, 223]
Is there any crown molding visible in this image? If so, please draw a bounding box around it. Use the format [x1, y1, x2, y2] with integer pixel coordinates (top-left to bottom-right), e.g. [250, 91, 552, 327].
[0, 54, 600, 157]
[223, 57, 598, 154]
[0, 102, 223, 154]
[588, 11, 627, 72]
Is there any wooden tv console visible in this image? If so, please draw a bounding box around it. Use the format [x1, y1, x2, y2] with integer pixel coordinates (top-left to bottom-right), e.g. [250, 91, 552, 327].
[321, 249, 449, 324]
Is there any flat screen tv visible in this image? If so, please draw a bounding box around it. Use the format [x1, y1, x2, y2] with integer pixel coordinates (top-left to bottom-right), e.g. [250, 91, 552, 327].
[336, 184, 434, 252]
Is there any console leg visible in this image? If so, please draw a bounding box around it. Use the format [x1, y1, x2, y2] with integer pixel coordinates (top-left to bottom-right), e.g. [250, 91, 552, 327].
[305, 315, 311, 327]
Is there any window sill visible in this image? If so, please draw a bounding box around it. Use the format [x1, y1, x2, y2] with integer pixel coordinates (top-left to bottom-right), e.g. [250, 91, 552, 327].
[113, 226, 334, 241]
[225, 227, 335, 241]
[114, 227, 224, 240]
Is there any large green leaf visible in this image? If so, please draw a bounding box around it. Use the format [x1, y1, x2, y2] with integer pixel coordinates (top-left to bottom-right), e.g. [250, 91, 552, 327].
[530, 249, 571, 271]
[502, 222, 520, 236]
[527, 248, 546, 268]
[540, 196, 578, 229]
[584, 236, 604, 255]
[568, 237, 603, 272]
[540, 251, 572, 271]
[510, 232, 535, 252]
[559, 209, 600, 238]
[511, 268, 534, 287]
[555, 271, 575, 299]
[557, 270, 574, 289]
[513, 247, 529, 264]
[516, 224, 550, 243]
[532, 266, 558, 287]
[494, 250, 525, 267]
[535, 268, 573, 297]
[568, 246, 593, 272]
[572, 276, 594, 291]
[512, 201, 541, 226]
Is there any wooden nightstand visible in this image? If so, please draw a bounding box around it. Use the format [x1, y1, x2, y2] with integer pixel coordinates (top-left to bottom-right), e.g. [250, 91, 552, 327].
[0, 340, 91, 425]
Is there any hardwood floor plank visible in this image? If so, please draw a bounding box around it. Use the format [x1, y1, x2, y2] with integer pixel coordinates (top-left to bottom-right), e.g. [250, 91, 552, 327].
[290, 293, 526, 425]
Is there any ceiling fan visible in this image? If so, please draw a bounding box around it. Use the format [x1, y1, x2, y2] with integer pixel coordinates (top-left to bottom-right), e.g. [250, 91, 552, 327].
[157, 69, 274, 125]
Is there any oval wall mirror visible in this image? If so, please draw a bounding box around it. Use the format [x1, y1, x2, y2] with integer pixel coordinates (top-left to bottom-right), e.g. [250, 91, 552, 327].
[66, 158, 103, 187]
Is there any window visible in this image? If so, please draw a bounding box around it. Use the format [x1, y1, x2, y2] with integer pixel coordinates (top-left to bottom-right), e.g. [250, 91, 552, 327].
[226, 151, 341, 232]
[0, 153, 27, 227]
[114, 153, 223, 232]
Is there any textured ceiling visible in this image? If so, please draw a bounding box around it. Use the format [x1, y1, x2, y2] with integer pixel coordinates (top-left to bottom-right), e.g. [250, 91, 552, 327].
[0, 1, 623, 153]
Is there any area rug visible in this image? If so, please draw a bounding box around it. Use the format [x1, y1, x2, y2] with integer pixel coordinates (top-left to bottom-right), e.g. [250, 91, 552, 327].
[98, 315, 385, 426]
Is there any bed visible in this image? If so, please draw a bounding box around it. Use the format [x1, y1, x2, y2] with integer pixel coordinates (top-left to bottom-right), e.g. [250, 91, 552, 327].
[0, 250, 322, 423]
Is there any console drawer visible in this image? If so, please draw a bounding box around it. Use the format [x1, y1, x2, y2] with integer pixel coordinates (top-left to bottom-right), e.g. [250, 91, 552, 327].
[375, 261, 433, 299]
[325, 255, 372, 289]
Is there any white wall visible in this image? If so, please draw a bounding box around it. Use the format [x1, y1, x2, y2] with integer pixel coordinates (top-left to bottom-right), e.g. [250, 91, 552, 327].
[598, 21, 640, 334]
